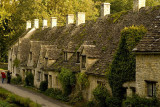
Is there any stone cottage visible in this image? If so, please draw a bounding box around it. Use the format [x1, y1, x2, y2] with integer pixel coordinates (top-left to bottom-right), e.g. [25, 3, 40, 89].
[8, 0, 160, 101]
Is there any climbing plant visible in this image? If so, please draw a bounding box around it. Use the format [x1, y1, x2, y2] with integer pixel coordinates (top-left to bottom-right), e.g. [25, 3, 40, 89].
[77, 72, 89, 90]
[13, 58, 20, 67]
[58, 68, 76, 96]
[108, 25, 147, 104]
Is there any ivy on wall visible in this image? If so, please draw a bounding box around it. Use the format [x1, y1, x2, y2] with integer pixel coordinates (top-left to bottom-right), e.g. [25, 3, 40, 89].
[13, 58, 20, 67]
[77, 72, 89, 90]
[58, 68, 76, 96]
[108, 26, 147, 102]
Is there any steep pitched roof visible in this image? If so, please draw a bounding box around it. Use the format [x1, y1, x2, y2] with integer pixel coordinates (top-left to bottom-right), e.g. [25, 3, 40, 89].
[133, 16, 160, 53]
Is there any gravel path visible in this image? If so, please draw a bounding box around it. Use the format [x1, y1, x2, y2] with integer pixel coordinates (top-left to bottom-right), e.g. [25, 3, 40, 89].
[0, 79, 71, 107]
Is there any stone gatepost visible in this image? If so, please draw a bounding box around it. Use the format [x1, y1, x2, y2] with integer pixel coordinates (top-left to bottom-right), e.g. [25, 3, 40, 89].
[133, 0, 146, 12]
[43, 19, 48, 28]
[66, 14, 74, 25]
[26, 20, 31, 30]
[76, 12, 85, 26]
[51, 17, 57, 28]
[127, 87, 133, 97]
[34, 19, 39, 29]
[101, 3, 111, 17]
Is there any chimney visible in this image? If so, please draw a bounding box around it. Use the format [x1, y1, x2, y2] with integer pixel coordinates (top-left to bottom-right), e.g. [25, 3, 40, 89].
[101, 3, 111, 17]
[66, 14, 74, 25]
[76, 12, 85, 26]
[34, 19, 39, 29]
[43, 19, 48, 28]
[26, 20, 31, 30]
[51, 17, 57, 28]
[133, 0, 146, 12]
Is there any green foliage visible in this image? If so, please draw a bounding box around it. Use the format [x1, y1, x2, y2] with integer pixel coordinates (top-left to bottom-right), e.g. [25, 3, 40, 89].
[45, 88, 68, 101]
[93, 85, 110, 107]
[69, 92, 83, 104]
[77, 73, 89, 90]
[11, 75, 22, 85]
[108, 26, 147, 102]
[25, 73, 34, 86]
[13, 58, 20, 67]
[0, 101, 10, 107]
[58, 68, 76, 96]
[123, 95, 160, 107]
[39, 81, 48, 92]
[0, 87, 41, 107]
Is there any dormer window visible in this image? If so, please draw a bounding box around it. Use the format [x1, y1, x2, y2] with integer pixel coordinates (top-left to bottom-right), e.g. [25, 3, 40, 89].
[64, 52, 67, 62]
[77, 52, 80, 63]
[82, 55, 86, 69]
[30, 52, 32, 60]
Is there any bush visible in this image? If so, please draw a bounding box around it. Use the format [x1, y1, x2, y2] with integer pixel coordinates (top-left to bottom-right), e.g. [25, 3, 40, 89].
[39, 81, 48, 92]
[123, 95, 160, 107]
[0, 101, 10, 107]
[58, 68, 76, 96]
[69, 91, 83, 104]
[11, 75, 22, 85]
[93, 85, 110, 107]
[77, 73, 89, 90]
[25, 73, 34, 86]
[87, 101, 95, 107]
[45, 88, 68, 101]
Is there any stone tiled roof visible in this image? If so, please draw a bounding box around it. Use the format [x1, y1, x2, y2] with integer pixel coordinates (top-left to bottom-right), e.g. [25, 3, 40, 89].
[133, 16, 160, 53]
[64, 41, 78, 53]
[45, 48, 62, 60]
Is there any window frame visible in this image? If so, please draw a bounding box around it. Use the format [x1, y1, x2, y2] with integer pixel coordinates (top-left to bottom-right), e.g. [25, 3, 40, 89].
[146, 80, 157, 97]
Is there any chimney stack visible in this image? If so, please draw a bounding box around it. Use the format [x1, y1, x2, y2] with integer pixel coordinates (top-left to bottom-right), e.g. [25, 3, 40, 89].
[76, 12, 85, 26]
[133, 0, 146, 12]
[26, 20, 31, 30]
[34, 19, 39, 29]
[101, 3, 111, 17]
[43, 19, 48, 28]
[66, 14, 74, 25]
[51, 17, 57, 28]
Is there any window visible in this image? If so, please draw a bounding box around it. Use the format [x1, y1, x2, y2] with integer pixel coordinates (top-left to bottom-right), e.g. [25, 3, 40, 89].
[82, 55, 86, 69]
[37, 72, 41, 82]
[49, 75, 52, 87]
[64, 52, 67, 62]
[97, 80, 105, 86]
[77, 52, 80, 63]
[146, 81, 156, 97]
[56, 76, 58, 86]
[44, 74, 48, 82]
[45, 58, 48, 67]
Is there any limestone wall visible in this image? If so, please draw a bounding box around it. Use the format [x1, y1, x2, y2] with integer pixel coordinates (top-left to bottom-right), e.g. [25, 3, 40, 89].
[83, 75, 112, 100]
[136, 54, 160, 98]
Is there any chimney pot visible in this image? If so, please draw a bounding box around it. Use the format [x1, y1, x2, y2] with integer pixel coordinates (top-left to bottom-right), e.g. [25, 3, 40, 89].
[101, 3, 111, 17]
[51, 17, 57, 28]
[34, 19, 39, 29]
[133, 0, 146, 12]
[26, 20, 31, 30]
[66, 14, 74, 25]
[43, 19, 48, 28]
[76, 12, 85, 26]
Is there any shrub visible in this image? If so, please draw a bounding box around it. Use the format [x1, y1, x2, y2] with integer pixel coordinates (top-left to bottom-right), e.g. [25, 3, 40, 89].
[13, 58, 20, 67]
[93, 85, 110, 107]
[45, 88, 68, 101]
[39, 81, 48, 92]
[11, 75, 22, 85]
[69, 91, 83, 104]
[25, 73, 34, 86]
[123, 95, 160, 107]
[87, 101, 95, 107]
[0, 101, 10, 107]
[58, 68, 76, 96]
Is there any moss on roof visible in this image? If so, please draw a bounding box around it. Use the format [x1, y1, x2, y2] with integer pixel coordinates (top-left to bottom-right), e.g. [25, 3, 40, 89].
[18, 6, 160, 75]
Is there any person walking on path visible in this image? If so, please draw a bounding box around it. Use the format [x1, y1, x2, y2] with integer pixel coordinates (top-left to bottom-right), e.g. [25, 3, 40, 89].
[1, 71, 6, 83]
[7, 70, 12, 84]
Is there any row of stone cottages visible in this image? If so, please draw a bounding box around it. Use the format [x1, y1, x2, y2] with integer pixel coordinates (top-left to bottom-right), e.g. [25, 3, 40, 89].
[8, 0, 160, 100]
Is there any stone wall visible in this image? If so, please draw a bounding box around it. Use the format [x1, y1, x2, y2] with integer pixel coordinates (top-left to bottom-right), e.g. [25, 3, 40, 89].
[136, 54, 160, 98]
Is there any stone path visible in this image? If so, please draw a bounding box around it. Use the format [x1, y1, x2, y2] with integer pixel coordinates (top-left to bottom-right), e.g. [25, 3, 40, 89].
[0, 79, 71, 107]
